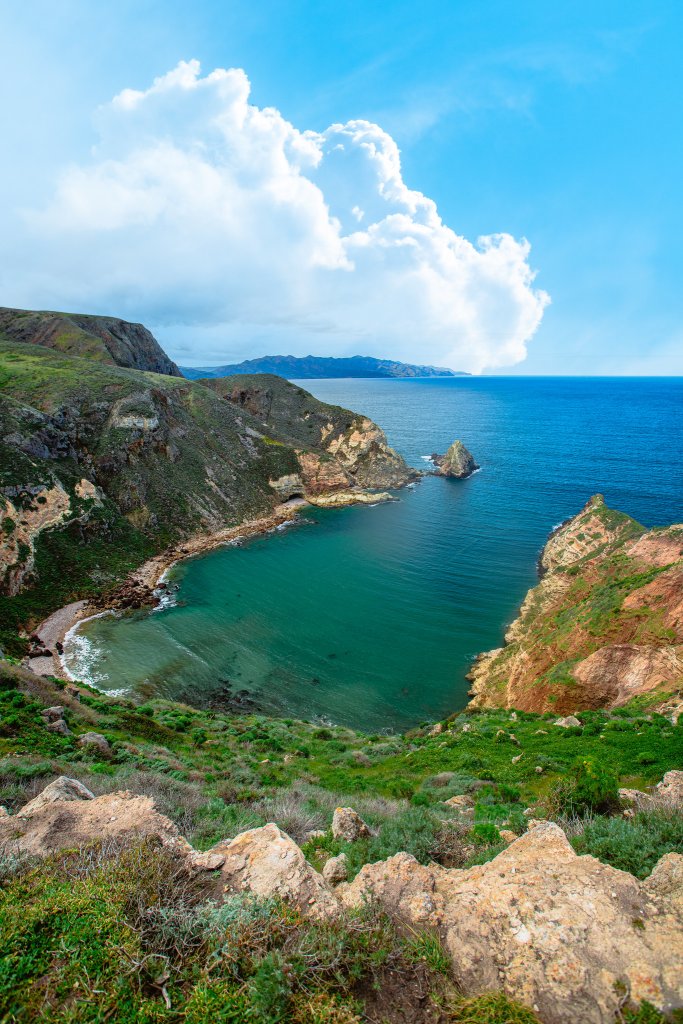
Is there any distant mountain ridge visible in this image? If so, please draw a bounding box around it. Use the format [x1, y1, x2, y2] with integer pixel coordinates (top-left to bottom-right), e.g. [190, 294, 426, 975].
[181, 354, 469, 380]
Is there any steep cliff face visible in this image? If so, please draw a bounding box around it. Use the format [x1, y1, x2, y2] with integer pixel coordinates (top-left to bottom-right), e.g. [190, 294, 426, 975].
[0, 340, 414, 633]
[203, 374, 416, 492]
[468, 496, 683, 715]
[0, 307, 182, 377]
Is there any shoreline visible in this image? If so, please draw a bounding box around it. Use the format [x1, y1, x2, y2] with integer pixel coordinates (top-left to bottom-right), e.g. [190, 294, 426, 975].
[32, 501, 307, 680]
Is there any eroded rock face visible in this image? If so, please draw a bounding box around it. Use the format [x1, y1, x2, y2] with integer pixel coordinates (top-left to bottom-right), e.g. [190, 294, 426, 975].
[0, 483, 71, 594]
[468, 496, 683, 714]
[211, 823, 339, 919]
[340, 824, 683, 1024]
[432, 440, 478, 479]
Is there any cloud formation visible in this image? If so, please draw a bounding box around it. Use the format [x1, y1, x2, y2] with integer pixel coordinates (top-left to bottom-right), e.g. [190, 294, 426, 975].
[17, 60, 549, 370]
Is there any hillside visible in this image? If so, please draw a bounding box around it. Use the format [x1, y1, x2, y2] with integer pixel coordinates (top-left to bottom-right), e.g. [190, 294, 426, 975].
[0, 339, 414, 655]
[0, 306, 181, 377]
[468, 495, 683, 716]
[182, 353, 469, 380]
[0, 659, 682, 1023]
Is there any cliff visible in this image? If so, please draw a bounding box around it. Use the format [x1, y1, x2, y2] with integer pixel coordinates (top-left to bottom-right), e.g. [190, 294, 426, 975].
[0, 338, 413, 649]
[0, 306, 182, 377]
[182, 353, 469, 380]
[468, 495, 683, 715]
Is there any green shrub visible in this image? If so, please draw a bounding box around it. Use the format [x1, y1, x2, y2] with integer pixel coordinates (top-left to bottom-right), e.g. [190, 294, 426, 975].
[546, 757, 619, 816]
[571, 809, 683, 878]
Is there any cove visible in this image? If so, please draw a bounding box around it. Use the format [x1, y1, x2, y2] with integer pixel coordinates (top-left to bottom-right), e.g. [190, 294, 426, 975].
[63, 376, 683, 731]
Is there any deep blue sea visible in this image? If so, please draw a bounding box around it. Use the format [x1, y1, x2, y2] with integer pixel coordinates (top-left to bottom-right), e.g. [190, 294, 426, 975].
[64, 377, 683, 731]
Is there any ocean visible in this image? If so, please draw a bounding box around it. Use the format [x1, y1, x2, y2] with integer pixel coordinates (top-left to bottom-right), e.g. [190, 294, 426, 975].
[63, 376, 683, 731]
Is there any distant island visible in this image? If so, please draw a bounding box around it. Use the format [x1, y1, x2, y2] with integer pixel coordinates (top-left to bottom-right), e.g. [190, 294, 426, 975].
[181, 354, 469, 380]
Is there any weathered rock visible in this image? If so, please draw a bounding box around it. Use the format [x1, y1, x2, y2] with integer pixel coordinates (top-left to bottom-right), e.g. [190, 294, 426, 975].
[2, 783, 179, 858]
[17, 776, 94, 817]
[47, 719, 70, 736]
[655, 770, 683, 804]
[211, 823, 339, 919]
[340, 823, 683, 1024]
[432, 440, 479, 479]
[644, 853, 683, 912]
[322, 852, 349, 885]
[553, 715, 582, 728]
[41, 706, 65, 722]
[443, 794, 474, 811]
[499, 829, 518, 845]
[332, 807, 372, 842]
[0, 806, 9, 817]
[77, 731, 111, 755]
[620, 770, 683, 811]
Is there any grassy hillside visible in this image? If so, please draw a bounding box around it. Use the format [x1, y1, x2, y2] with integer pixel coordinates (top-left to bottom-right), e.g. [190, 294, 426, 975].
[0, 306, 182, 376]
[1, 659, 681, 1022]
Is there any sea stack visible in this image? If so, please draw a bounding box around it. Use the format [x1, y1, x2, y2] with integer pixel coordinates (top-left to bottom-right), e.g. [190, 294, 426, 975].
[432, 440, 479, 479]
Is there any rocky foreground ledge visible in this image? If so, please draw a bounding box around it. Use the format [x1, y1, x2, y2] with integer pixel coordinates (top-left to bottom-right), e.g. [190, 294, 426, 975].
[2, 774, 682, 1024]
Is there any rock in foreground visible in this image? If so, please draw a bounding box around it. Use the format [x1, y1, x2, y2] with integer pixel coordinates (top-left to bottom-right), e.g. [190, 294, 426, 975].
[431, 440, 479, 479]
[340, 823, 683, 1024]
[2, 778, 682, 1023]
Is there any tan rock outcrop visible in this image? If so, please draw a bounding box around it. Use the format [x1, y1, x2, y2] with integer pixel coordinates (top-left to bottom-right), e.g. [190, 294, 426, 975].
[1, 483, 71, 594]
[2, 782, 179, 857]
[340, 823, 683, 1024]
[211, 823, 339, 919]
[332, 807, 372, 842]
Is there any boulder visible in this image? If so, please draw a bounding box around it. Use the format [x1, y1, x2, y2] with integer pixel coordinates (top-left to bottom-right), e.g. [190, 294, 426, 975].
[77, 731, 111, 756]
[340, 823, 683, 1024]
[41, 706, 65, 722]
[47, 719, 70, 736]
[332, 807, 372, 842]
[322, 853, 349, 885]
[443, 794, 474, 811]
[17, 776, 94, 816]
[431, 440, 479, 479]
[211, 823, 339, 919]
[3, 781, 179, 857]
[644, 853, 683, 912]
[553, 715, 582, 728]
[655, 770, 683, 805]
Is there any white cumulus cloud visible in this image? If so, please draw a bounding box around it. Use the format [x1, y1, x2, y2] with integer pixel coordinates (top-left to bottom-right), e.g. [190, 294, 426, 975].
[14, 60, 549, 371]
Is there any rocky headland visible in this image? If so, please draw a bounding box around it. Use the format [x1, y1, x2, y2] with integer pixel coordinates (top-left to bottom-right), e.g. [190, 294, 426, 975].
[468, 495, 683, 716]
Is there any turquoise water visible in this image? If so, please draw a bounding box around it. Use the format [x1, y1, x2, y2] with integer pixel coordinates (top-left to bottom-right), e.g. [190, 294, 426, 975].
[64, 377, 683, 731]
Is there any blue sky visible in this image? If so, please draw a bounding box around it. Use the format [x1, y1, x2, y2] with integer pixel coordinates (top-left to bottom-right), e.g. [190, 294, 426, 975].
[1, 0, 681, 373]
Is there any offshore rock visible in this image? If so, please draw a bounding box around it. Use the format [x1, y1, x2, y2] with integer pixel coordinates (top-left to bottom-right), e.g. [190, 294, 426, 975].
[431, 440, 479, 479]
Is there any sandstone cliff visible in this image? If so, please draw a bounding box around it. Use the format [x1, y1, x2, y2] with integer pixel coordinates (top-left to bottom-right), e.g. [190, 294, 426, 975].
[468, 495, 683, 714]
[0, 306, 181, 377]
